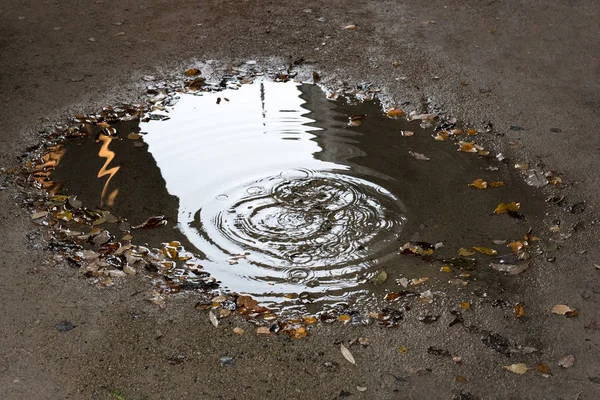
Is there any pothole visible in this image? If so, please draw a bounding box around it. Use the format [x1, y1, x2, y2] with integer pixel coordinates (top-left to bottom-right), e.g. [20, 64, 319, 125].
[17, 70, 561, 327]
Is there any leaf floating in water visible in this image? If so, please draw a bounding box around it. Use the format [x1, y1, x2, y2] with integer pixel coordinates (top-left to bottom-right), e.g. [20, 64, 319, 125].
[401, 242, 435, 256]
[494, 202, 521, 214]
[340, 343, 356, 365]
[458, 248, 476, 257]
[409, 151, 430, 161]
[525, 170, 549, 188]
[127, 133, 142, 140]
[469, 179, 488, 189]
[348, 114, 367, 127]
[209, 310, 219, 328]
[473, 247, 498, 256]
[370, 270, 388, 285]
[557, 354, 575, 368]
[433, 131, 448, 141]
[133, 215, 167, 229]
[401, 130, 414, 137]
[503, 363, 529, 374]
[184, 68, 201, 76]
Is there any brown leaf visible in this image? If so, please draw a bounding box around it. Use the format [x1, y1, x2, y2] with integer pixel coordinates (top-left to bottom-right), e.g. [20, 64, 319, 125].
[458, 248, 476, 257]
[387, 108, 405, 118]
[233, 327, 244, 335]
[514, 303, 525, 318]
[469, 178, 488, 189]
[536, 363, 553, 376]
[256, 326, 271, 335]
[184, 68, 201, 76]
[133, 215, 167, 229]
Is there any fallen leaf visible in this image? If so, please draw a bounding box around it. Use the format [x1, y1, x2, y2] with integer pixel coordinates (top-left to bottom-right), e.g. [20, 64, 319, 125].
[458, 248, 476, 257]
[514, 303, 525, 318]
[31, 211, 48, 219]
[411, 277, 429, 286]
[370, 270, 388, 285]
[209, 310, 219, 328]
[467, 128, 478, 136]
[469, 179, 488, 189]
[503, 363, 529, 374]
[433, 131, 449, 141]
[491, 263, 529, 275]
[184, 68, 201, 76]
[456, 376, 468, 383]
[508, 241, 525, 254]
[133, 215, 167, 229]
[409, 151, 430, 161]
[460, 302, 471, 311]
[557, 354, 575, 368]
[551, 304, 574, 315]
[387, 108, 405, 118]
[397, 346, 408, 353]
[494, 202, 521, 214]
[489, 181, 505, 187]
[127, 133, 142, 140]
[256, 326, 271, 335]
[304, 316, 318, 325]
[356, 386, 367, 392]
[233, 327, 244, 335]
[343, 24, 356, 29]
[440, 265, 453, 273]
[536, 363, 553, 377]
[338, 314, 352, 323]
[340, 343, 356, 365]
[473, 247, 498, 255]
[401, 130, 414, 137]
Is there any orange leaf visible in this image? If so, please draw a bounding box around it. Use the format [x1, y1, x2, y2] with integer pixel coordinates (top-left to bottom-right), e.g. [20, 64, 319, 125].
[469, 179, 488, 189]
[514, 303, 525, 318]
[494, 202, 521, 214]
[387, 108, 405, 118]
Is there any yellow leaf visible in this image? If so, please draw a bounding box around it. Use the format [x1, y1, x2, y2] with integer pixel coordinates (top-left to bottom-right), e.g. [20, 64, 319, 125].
[494, 202, 521, 214]
[289, 326, 308, 339]
[460, 302, 471, 311]
[459, 142, 477, 152]
[440, 266, 453, 273]
[458, 248, 476, 257]
[489, 181, 505, 187]
[303, 316, 318, 325]
[467, 128, 478, 136]
[338, 314, 352, 323]
[398, 346, 408, 353]
[387, 108, 405, 117]
[473, 247, 498, 255]
[469, 178, 488, 189]
[31, 211, 48, 219]
[411, 277, 429, 286]
[503, 363, 529, 374]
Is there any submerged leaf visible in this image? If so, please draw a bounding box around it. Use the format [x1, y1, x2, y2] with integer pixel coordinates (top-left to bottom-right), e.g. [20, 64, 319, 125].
[473, 247, 498, 256]
[340, 343, 356, 365]
[370, 270, 388, 285]
[409, 151, 430, 161]
[458, 248, 476, 257]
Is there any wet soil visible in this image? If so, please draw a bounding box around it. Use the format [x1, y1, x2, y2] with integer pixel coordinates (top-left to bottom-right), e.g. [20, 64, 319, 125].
[1, 1, 600, 399]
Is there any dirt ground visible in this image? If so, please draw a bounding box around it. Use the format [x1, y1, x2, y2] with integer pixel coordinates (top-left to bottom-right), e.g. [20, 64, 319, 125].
[1, 1, 599, 399]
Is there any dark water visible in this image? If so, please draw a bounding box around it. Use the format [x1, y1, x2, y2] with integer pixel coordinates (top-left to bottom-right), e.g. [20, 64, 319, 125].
[51, 82, 545, 311]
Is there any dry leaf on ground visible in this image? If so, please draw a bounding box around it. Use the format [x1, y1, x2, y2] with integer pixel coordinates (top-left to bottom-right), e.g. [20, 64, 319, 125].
[503, 363, 529, 374]
[551, 304, 574, 315]
[340, 343, 356, 365]
[409, 151, 430, 161]
[557, 354, 575, 368]
[209, 310, 219, 328]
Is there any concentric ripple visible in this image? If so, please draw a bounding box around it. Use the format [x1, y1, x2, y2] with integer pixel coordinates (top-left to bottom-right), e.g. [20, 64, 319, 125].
[203, 170, 405, 276]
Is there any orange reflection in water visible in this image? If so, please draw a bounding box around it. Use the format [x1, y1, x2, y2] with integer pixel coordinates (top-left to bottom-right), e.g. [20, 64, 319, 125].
[97, 134, 120, 207]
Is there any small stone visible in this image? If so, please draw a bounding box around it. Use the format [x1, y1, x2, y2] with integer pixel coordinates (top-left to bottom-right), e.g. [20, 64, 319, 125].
[56, 320, 76, 331]
[220, 356, 234, 367]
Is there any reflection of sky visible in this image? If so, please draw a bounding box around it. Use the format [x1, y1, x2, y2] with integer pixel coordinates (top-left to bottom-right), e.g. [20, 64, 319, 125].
[142, 82, 351, 296]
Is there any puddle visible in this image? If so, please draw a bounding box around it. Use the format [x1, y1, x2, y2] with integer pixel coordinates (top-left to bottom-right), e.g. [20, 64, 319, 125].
[31, 79, 549, 315]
